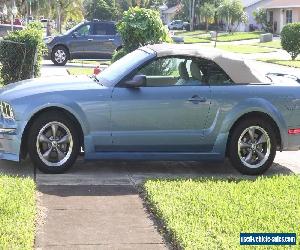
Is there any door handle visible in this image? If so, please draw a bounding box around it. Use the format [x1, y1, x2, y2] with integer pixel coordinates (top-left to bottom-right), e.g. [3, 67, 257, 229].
[88, 38, 93, 41]
[108, 39, 114, 41]
[188, 95, 207, 103]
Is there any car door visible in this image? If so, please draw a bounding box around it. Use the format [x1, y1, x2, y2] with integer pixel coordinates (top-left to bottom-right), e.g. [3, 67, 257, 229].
[110, 56, 212, 152]
[68, 23, 93, 59]
[86, 22, 117, 59]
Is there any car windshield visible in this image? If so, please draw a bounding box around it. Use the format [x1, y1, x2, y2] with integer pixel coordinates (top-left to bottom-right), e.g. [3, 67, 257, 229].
[97, 49, 155, 87]
[64, 22, 84, 35]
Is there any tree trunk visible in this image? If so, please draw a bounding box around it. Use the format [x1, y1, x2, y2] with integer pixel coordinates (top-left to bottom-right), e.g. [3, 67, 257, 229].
[190, 0, 195, 31]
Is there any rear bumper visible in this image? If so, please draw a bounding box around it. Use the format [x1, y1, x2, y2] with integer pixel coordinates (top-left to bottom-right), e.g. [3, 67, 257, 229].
[284, 134, 300, 151]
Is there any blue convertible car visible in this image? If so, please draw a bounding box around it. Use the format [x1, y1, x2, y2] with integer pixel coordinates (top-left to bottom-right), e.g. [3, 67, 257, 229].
[0, 44, 300, 175]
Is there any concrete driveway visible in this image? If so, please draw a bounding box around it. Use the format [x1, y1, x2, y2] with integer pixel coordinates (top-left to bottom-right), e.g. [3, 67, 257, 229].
[1, 151, 299, 186]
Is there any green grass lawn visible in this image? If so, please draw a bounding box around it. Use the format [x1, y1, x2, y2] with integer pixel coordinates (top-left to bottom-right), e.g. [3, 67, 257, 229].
[258, 58, 300, 68]
[144, 175, 300, 250]
[215, 32, 262, 42]
[173, 31, 263, 44]
[70, 60, 111, 66]
[67, 68, 95, 75]
[215, 44, 276, 54]
[255, 40, 282, 49]
[184, 37, 210, 44]
[0, 176, 36, 249]
[174, 30, 207, 37]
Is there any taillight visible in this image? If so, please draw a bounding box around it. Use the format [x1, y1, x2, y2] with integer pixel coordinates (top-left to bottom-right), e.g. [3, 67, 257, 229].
[288, 128, 300, 135]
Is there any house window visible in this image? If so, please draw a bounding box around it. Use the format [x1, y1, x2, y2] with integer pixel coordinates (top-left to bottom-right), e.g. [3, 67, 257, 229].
[286, 10, 293, 24]
[268, 11, 273, 23]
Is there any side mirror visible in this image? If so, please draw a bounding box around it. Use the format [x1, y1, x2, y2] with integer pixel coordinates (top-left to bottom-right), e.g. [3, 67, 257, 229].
[123, 75, 146, 88]
[72, 32, 78, 38]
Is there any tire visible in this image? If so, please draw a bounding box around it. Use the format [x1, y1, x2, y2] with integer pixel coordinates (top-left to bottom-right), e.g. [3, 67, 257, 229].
[51, 46, 68, 66]
[28, 111, 80, 174]
[228, 118, 277, 175]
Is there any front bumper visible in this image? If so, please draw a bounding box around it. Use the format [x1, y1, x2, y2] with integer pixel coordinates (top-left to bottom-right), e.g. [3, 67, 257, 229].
[0, 132, 20, 162]
[0, 118, 23, 162]
[43, 43, 53, 60]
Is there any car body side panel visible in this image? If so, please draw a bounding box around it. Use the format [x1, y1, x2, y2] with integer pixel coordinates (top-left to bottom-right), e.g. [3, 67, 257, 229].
[110, 85, 212, 152]
[204, 85, 298, 157]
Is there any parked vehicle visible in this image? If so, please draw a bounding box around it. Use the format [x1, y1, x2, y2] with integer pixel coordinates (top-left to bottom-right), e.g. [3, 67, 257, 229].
[0, 24, 23, 37]
[1, 44, 300, 175]
[13, 18, 22, 26]
[44, 20, 122, 66]
[40, 18, 48, 28]
[168, 20, 189, 30]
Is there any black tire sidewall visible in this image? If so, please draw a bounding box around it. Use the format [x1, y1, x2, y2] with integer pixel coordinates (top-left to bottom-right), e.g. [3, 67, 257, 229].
[28, 111, 80, 174]
[51, 46, 68, 66]
[229, 118, 277, 175]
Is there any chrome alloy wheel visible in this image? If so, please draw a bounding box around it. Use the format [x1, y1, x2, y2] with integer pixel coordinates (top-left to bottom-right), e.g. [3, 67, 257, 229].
[238, 126, 271, 169]
[54, 49, 66, 64]
[36, 121, 73, 167]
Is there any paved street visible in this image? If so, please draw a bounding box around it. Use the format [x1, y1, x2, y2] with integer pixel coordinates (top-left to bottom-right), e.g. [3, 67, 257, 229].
[1, 152, 299, 186]
[41, 60, 107, 77]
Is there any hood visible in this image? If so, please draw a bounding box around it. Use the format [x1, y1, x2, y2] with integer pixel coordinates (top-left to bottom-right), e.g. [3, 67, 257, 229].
[0, 75, 103, 102]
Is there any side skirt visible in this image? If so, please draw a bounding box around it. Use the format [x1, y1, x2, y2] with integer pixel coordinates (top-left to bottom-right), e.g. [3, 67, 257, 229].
[84, 152, 224, 161]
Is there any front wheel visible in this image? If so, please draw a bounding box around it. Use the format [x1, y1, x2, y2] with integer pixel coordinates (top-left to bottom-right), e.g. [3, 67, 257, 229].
[228, 118, 277, 175]
[51, 46, 68, 66]
[28, 111, 80, 174]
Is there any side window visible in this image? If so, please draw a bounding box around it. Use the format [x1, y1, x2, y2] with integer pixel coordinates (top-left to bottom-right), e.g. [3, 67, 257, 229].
[76, 24, 91, 36]
[94, 23, 108, 36]
[107, 24, 117, 35]
[136, 57, 204, 87]
[199, 59, 234, 85]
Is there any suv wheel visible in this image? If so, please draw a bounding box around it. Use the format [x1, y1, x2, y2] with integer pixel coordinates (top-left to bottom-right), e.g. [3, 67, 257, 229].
[51, 46, 68, 66]
[228, 118, 276, 175]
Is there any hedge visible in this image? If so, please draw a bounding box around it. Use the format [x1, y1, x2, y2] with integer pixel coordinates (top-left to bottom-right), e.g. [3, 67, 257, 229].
[0, 22, 45, 84]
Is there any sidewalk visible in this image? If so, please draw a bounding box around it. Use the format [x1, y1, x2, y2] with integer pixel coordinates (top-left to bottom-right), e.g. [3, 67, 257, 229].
[36, 185, 167, 250]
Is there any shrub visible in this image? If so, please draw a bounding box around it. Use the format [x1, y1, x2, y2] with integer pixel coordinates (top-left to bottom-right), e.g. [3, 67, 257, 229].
[111, 48, 127, 63]
[0, 22, 45, 84]
[281, 23, 300, 60]
[117, 7, 170, 53]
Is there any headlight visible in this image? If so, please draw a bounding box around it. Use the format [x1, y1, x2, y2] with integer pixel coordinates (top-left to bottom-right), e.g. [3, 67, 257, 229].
[0, 101, 15, 120]
[44, 36, 54, 44]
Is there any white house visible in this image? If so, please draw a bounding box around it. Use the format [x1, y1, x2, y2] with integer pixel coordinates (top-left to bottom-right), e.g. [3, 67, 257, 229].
[262, 0, 300, 33]
[159, 4, 182, 24]
[236, 0, 273, 31]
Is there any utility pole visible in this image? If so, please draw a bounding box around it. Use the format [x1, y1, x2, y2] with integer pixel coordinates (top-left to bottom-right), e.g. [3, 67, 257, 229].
[37, 0, 39, 19]
[93, 0, 96, 20]
[29, 0, 32, 16]
[56, 0, 61, 33]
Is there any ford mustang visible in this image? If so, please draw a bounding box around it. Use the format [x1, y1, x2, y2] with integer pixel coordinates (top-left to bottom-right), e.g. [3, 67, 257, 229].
[0, 44, 300, 175]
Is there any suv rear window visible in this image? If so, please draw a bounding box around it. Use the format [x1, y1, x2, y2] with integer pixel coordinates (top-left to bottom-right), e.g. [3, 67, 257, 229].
[93, 23, 116, 35]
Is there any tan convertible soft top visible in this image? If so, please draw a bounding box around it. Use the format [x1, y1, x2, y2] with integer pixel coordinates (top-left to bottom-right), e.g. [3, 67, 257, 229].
[144, 44, 267, 84]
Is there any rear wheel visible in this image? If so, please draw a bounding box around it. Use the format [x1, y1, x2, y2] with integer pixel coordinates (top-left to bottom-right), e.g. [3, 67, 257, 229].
[228, 118, 276, 175]
[51, 46, 68, 66]
[28, 111, 80, 174]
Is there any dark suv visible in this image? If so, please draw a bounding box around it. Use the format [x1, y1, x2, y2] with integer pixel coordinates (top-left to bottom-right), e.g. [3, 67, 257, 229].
[44, 20, 122, 66]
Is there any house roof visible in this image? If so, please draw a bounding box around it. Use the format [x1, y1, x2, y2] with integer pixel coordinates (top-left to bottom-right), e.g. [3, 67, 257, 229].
[242, 0, 264, 8]
[262, 0, 300, 9]
[143, 44, 268, 83]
